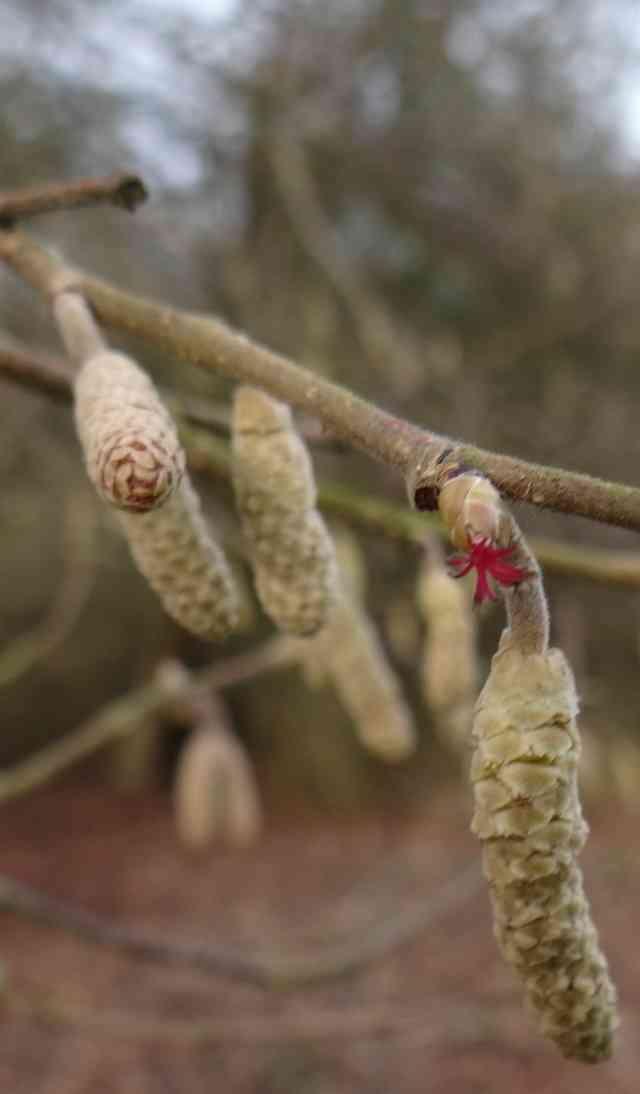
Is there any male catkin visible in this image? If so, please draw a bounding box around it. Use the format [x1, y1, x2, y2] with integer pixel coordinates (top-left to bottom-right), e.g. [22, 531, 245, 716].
[74, 350, 238, 640]
[471, 634, 617, 1062]
[118, 477, 239, 641]
[417, 555, 477, 754]
[74, 350, 185, 510]
[174, 722, 263, 850]
[231, 386, 337, 636]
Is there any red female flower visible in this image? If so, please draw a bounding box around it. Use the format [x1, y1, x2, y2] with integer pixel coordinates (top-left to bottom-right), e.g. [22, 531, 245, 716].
[448, 536, 528, 604]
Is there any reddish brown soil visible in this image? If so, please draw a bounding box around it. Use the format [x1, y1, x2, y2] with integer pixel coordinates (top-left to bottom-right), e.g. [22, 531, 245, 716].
[0, 784, 638, 1093]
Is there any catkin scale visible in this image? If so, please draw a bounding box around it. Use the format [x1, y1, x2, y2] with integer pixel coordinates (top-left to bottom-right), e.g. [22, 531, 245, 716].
[471, 636, 617, 1062]
[232, 386, 337, 636]
[74, 350, 185, 510]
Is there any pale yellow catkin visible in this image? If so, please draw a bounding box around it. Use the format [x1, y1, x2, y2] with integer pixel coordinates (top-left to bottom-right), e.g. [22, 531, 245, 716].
[74, 350, 185, 511]
[231, 386, 337, 636]
[471, 634, 617, 1062]
[296, 532, 416, 762]
[417, 558, 478, 755]
[174, 723, 263, 850]
[119, 476, 239, 641]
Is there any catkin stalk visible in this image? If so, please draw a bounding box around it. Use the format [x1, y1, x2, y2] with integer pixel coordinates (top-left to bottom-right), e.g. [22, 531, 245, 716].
[471, 633, 617, 1062]
[232, 386, 337, 636]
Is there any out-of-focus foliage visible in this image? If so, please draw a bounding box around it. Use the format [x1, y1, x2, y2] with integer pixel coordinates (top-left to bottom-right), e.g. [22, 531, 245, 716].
[1, 0, 640, 806]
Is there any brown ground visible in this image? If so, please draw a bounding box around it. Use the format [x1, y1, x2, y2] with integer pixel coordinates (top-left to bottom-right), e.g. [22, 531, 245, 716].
[0, 784, 638, 1094]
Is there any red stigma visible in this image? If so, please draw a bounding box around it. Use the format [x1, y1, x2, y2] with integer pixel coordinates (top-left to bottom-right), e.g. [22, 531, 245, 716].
[448, 537, 528, 604]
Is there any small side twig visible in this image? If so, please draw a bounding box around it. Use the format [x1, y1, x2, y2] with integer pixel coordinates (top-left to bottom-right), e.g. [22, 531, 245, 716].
[0, 173, 147, 227]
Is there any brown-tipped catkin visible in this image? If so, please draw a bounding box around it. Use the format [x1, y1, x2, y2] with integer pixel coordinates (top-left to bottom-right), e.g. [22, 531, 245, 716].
[119, 476, 239, 641]
[74, 350, 185, 511]
[231, 386, 337, 636]
[174, 724, 263, 850]
[471, 636, 617, 1062]
[417, 560, 478, 755]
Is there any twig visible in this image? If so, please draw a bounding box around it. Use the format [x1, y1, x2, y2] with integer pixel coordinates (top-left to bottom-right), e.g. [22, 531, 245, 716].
[0, 173, 147, 227]
[2, 336, 640, 588]
[5, 987, 489, 1045]
[1, 224, 639, 530]
[0, 637, 293, 806]
[0, 492, 97, 688]
[0, 861, 481, 989]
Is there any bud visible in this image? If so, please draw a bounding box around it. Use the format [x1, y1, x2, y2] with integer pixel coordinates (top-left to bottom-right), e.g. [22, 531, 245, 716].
[232, 386, 337, 636]
[472, 635, 617, 1062]
[74, 350, 185, 510]
[438, 473, 502, 551]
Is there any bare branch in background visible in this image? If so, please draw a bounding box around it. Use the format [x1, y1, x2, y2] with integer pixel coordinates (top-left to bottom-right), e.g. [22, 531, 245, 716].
[0, 491, 97, 688]
[0, 860, 481, 989]
[0, 173, 147, 227]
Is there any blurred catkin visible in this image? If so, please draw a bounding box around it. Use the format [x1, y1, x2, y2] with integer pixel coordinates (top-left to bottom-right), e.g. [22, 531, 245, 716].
[118, 477, 239, 641]
[231, 386, 337, 636]
[174, 711, 263, 850]
[471, 634, 617, 1062]
[417, 543, 478, 755]
[74, 350, 185, 511]
[74, 350, 238, 640]
[297, 530, 417, 762]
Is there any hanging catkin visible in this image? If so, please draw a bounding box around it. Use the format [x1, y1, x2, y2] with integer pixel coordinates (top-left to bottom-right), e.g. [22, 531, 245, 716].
[174, 705, 263, 850]
[296, 530, 417, 762]
[471, 633, 617, 1062]
[231, 386, 337, 636]
[417, 541, 478, 755]
[118, 477, 239, 641]
[74, 350, 185, 511]
[74, 349, 238, 640]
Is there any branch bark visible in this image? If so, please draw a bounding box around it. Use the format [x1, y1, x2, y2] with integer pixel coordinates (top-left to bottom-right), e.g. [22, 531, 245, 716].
[1, 224, 640, 530]
[0, 173, 147, 226]
[2, 335, 640, 588]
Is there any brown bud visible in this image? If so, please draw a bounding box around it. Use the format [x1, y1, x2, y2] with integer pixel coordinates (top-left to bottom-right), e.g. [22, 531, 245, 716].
[74, 350, 185, 511]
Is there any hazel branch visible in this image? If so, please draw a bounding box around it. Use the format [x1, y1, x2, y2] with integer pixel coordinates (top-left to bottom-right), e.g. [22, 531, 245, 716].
[1, 223, 640, 531]
[0, 172, 147, 226]
[2, 335, 640, 589]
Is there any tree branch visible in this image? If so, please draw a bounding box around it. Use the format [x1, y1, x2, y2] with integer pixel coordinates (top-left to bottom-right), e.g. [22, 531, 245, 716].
[0, 861, 481, 990]
[0, 173, 147, 227]
[1, 223, 639, 530]
[0, 638, 294, 806]
[2, 335, 640, 589]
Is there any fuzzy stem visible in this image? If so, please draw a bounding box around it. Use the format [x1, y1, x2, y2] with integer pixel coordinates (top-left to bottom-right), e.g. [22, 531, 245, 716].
[500, 517, 550, 655]
[2, 226, 640, 530]
[52, 291, 106, 367]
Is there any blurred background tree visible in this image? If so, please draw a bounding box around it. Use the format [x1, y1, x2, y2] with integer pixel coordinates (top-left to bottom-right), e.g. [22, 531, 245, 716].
[2, 0, 640, 812]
